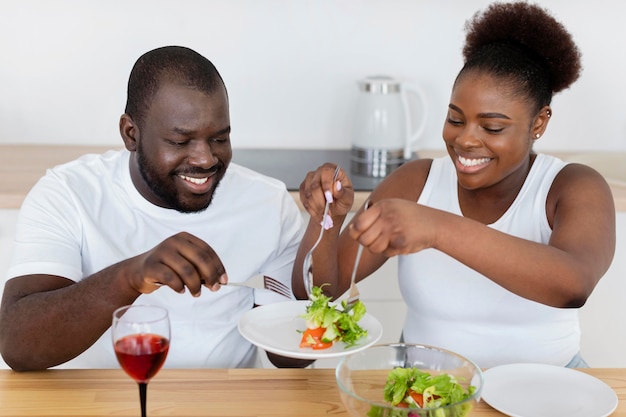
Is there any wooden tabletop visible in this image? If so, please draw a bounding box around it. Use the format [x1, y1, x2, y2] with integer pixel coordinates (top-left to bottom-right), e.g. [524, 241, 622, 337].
[0, 144, 623, 211]
[0, 367, 623, 416]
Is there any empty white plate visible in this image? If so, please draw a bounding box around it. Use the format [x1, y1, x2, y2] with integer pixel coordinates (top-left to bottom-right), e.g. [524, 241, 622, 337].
[482, 363, 618, 417]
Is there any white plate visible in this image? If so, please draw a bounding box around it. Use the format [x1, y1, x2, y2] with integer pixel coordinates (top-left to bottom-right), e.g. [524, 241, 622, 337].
[237, 300, 383, 359]
[482, 363, 618, 417]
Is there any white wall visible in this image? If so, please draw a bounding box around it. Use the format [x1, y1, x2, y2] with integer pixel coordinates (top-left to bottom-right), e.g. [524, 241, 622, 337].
[1, 0, 625, 152]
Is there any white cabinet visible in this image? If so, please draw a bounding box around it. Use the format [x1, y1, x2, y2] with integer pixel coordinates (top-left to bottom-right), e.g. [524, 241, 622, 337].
[579, 212, 626, 367]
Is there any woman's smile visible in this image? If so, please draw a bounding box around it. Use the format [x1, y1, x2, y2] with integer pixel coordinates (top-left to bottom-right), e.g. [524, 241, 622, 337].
[458, 155, 492, 168]
[453, 152, 495, 177]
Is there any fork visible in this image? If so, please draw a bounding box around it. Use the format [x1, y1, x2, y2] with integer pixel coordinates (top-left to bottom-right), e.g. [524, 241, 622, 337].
[302, 165, 341, 298]
[344, 199, 370, 311]
[218, 275, 292, 298]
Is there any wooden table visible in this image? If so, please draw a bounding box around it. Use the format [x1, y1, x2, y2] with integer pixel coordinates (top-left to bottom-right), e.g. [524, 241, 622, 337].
[0, 368, 623, 416]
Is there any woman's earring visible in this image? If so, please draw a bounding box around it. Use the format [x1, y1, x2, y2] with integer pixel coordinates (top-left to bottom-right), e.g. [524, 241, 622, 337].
[535, 133, 541, 138]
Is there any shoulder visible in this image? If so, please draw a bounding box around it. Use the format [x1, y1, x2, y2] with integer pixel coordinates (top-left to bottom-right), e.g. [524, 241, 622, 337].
[218, 163, 297, 212]
[370, 158, 434, 202]
[225, 163, 289, 192]
[20, 150, 128, 219]
[26, 149, 126, 200]
[551, 162, 613, 195]
[547, 156, 614, 223]
[45, 149, 125, 183]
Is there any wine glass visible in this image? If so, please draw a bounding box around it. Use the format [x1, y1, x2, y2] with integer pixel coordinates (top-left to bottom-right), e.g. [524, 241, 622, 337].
[112, 305, 170, 417]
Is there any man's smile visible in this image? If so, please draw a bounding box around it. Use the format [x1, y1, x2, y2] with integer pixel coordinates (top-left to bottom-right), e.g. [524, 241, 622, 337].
[178, 174, 209, 185]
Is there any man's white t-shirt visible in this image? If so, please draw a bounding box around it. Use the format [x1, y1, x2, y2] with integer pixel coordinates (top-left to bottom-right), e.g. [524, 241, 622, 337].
[7, 149, 304, 368]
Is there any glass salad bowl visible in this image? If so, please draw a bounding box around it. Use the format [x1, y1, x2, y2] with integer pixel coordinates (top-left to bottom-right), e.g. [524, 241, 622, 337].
[335, 343, 483, 417]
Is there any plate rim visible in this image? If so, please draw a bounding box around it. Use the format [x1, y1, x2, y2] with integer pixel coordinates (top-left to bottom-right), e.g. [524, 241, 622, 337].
[481, 363, 618, 417]
[237, 299, 383, 360]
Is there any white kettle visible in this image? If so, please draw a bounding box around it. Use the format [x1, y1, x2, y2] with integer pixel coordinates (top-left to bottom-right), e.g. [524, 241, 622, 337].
[351, 76, 427, 178]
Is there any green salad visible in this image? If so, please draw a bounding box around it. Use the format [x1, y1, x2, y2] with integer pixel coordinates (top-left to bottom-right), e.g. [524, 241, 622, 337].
[299, 285, 367, 349]
[368, 367, 477, 417]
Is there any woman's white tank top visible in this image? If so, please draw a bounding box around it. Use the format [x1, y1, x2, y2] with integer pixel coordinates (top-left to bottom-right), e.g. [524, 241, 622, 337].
[398, 154, 579, 368]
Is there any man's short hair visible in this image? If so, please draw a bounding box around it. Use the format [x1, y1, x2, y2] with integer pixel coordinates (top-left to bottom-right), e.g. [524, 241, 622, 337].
[125, 46, 225, 127]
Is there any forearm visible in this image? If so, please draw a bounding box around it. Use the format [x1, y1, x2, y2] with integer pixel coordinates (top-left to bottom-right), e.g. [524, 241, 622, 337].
[266, 352, 315, 368]
[432, 210, 603, 307]
[0, 262, 140, 371]
[292, 214, 347, 300]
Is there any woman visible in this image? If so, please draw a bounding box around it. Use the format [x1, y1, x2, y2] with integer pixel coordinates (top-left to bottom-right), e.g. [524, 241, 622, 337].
[293, 2, 615, 368]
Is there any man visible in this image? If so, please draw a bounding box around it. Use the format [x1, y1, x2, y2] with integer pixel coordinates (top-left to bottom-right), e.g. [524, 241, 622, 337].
[0, 46, 306, 370]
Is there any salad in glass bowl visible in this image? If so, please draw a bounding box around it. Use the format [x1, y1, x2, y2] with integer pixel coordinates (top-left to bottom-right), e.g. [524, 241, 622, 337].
[336, 343, 483, 417]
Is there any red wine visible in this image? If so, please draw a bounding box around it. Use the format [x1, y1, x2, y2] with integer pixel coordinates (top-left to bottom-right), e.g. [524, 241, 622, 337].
[114, 333, 169, 383]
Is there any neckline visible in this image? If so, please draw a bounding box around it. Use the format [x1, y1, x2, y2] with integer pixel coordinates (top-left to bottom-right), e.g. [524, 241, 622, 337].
[453, 154, 544, 226]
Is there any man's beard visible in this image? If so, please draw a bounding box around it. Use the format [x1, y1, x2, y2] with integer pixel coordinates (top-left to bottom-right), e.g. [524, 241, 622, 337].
[136, 145, 219, 213]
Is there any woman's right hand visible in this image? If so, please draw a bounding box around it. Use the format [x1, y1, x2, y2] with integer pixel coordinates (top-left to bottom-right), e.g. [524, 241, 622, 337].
[299, 163, 354, 226]
[348, 198, 439, 258]
[129, 231, 226, 297]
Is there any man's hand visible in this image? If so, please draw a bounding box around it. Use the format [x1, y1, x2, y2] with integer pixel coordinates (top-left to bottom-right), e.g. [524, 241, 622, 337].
[129, 231, 227, 297]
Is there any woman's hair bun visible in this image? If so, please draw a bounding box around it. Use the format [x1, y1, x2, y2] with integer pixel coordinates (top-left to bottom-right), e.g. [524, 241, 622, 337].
[462, 1, 582, 94]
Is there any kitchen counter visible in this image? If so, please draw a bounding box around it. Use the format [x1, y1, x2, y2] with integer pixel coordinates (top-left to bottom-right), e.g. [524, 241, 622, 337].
[0, 145, 624, 210]
[0, 367, 623, 416]
[0, 145, 376, 210]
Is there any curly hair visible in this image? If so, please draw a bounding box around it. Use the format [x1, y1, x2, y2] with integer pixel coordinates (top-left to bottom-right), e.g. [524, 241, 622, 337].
[124, 46, 226, 128]
[458, 2, 582, 111]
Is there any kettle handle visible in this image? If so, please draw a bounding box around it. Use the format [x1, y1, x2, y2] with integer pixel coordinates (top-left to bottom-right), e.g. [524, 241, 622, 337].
[400, 82, 428, 160]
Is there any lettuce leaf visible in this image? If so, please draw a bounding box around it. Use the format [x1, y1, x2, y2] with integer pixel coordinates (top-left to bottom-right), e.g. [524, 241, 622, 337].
[377, 367, 476, 417]
[301, 285, 368, 348]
